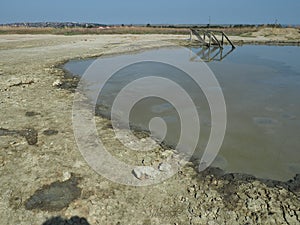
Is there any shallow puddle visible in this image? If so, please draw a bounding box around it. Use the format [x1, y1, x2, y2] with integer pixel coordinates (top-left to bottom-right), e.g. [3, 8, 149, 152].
[64, 45, 300, 181]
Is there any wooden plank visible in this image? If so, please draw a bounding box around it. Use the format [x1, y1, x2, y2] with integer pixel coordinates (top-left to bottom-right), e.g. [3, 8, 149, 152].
[209, 32, 222, 48]
[190, 29, 207, 45]
[221, 31, 235, 48]
[189, 29, 235, 49]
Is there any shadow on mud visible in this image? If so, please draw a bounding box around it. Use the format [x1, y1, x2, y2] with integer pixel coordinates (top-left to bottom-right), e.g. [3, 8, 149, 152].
[42, 216, 90, 225]
[0, 127, 38, 145]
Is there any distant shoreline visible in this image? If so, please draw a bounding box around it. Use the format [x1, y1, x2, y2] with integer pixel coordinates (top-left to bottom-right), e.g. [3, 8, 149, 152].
[1, 26, 300, 47]
[1, 22, 299, 28]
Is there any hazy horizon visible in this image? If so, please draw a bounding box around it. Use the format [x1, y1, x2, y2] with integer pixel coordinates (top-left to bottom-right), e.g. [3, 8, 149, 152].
[1, 22, 300, 26]
[1, 0, 299, 25]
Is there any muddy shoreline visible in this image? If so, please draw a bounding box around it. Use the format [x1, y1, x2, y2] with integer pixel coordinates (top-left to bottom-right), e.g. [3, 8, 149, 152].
[0, 33, 299, 224]
[60, 54, 300, 191]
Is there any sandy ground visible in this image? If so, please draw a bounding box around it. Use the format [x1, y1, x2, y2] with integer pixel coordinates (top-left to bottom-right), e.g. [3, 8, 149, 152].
[232, 27, 300, 45]
[0, 34, 299, 225]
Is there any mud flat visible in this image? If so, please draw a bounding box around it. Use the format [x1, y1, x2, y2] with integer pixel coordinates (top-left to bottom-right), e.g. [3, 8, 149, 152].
[0, 34, 299, 224]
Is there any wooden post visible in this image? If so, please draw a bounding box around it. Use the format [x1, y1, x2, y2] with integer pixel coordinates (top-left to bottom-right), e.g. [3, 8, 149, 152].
[210, 32, 221, 48]
[221, 33, 224, 46]
[220, 48, 223, 59]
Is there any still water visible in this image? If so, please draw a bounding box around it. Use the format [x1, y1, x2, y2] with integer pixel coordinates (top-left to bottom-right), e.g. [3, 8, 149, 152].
[65, 45, 300, 181]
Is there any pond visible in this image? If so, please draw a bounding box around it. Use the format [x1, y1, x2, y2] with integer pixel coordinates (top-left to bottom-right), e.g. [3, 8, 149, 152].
[64, 45, 300, 182]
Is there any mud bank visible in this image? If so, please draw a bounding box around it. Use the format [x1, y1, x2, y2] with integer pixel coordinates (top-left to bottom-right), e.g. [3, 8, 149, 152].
[0, 34, 299, 225]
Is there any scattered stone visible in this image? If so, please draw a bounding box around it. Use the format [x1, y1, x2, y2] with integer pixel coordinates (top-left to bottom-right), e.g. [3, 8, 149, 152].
[158, 162, 172, 172]
[287, 174, 300, 192]
[52, 79, 63, 87]
[62, 171, 72, 182]
[25, 174, 82, 211]
[59, 77, 79, 92]
[43, 129, 59, 136]
[20, 128, 38, 145]
[161, 150, 174, 158]
[132, 166, 159, 180]
[2, 30, 300, 225]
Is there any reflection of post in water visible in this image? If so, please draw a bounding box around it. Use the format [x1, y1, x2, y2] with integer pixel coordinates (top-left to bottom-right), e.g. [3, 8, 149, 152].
[189, 46, 235, 62]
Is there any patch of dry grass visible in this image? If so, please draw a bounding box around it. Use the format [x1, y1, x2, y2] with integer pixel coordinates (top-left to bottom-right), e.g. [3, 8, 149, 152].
[1, 26, 299, 41]
[0, 26, 190, 35]
[0, 26, 262, 36]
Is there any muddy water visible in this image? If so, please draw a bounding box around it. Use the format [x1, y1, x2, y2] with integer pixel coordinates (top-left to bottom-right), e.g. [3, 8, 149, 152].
[64, 45, 300, 181]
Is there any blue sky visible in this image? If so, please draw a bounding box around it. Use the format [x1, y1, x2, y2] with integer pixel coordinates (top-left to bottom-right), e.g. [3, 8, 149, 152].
[1, 0, 299, 25]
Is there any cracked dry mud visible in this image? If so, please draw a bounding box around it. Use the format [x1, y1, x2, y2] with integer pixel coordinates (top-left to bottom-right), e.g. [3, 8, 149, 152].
[0, 34, 299, 225]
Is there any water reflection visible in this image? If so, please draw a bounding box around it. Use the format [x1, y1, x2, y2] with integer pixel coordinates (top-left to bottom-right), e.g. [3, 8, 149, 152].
[189, 46, 235, 62]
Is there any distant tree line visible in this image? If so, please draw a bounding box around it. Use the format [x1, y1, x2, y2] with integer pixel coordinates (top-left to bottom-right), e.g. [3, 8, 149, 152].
[146, 24, 284, 29]
[0, 22, 107, 28]
[1, 22, 296, 29]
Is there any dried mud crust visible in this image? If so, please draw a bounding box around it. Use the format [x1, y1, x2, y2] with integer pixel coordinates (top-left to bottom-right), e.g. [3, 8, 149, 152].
[0, 34, 299, 225]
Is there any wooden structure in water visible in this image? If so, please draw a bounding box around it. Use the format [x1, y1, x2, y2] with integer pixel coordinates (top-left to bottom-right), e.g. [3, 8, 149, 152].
[190, 29, 235, 49]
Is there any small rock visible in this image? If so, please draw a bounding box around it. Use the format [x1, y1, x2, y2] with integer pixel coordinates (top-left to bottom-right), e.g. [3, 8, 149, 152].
[161, 150, 174, 159]
[20, 128, 38, 145]
[62, 171, 72, 181]
[158, 162, 172, 172]
[52, 79, 62, 87]
[132, 166, 159, 180]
